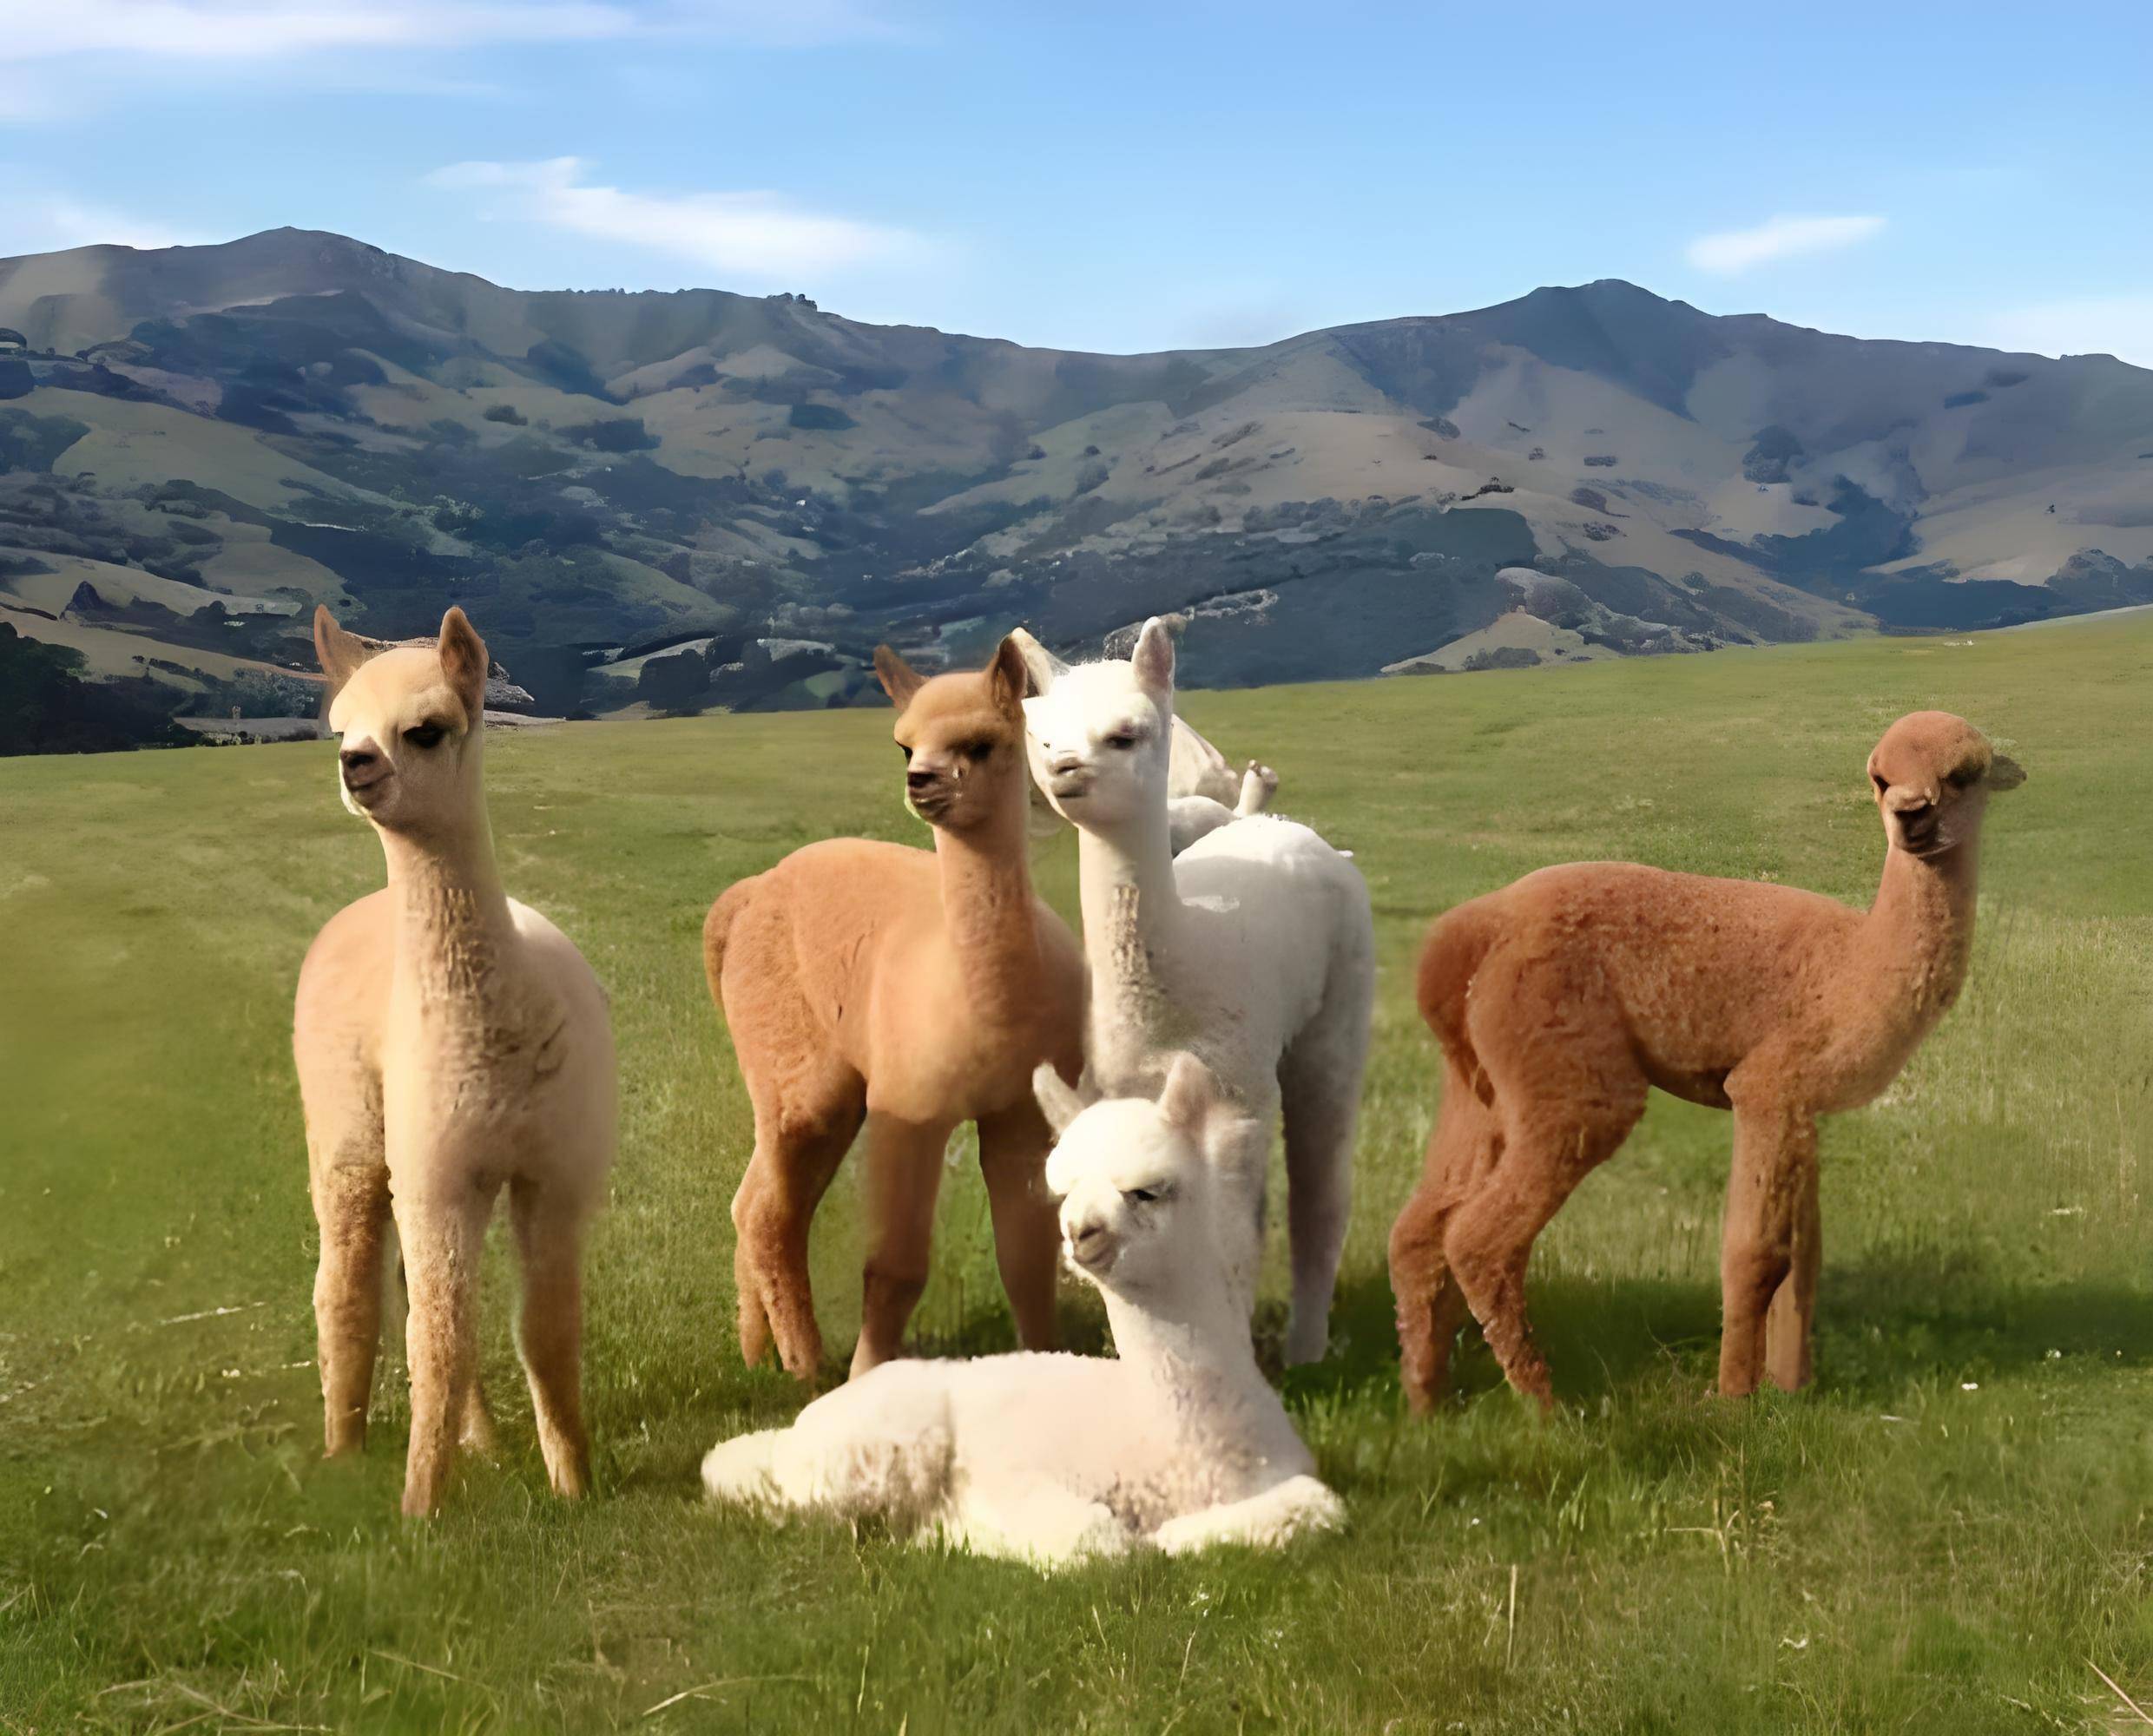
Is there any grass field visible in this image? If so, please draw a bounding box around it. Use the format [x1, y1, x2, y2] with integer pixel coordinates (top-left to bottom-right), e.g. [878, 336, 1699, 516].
[3, 616, 2150, 1733]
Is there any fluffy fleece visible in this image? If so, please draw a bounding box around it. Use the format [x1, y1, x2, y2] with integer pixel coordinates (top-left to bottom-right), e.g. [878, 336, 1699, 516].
[702, 1054, 1342, 1566]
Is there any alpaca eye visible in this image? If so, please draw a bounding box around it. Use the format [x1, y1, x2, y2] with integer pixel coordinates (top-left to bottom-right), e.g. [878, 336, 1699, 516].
[405, 723, 445, 749]
[1124, 1187, 1159, 1204]
[965, 740, 992, 762]
[1106, 733, 1137, 751]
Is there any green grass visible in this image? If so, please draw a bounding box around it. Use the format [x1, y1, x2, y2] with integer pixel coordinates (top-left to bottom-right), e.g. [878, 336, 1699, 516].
[3, 617, 2150, 1733]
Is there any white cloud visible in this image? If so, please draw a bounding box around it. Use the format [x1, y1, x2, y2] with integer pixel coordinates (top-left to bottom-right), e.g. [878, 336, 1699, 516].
[1981, 296, 2153, 369]
[0, 1, 895, 62]
[1, 191, 201, 254]
[1685, 214, 1886, 275]
[428, 157, 924, 286]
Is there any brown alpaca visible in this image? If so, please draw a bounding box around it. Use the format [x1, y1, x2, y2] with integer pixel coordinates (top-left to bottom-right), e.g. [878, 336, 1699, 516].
[704, 637, 1087, 1380]
[1389, 712, 2024, 1412]
[293, 608, 616, 1516]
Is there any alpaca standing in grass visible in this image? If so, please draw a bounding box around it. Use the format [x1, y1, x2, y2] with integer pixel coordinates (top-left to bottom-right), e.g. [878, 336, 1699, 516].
[1021, 619, 1375, 1363]
[705, 638, 1086, 1380]
[1390, 712, 2025, 1411]
[1010, 625, 1279, 850]
[702, 1054, 1343, 1565]
[293, 607, 616, 1516]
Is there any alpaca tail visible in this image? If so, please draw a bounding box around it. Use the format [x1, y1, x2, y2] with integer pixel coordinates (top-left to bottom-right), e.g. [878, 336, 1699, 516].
[701, 878, 758, 1006]
[701, 1428, 787, 1504]
[1416, 898, 1503, 1069]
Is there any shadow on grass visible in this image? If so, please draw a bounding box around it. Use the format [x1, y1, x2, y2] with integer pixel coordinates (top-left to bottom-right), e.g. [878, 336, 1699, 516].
[1288, 1248, 2153, 1414]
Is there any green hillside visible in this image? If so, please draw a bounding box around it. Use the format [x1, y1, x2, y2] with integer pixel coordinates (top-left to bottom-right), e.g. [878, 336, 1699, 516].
[4, 230, 2152, 752]
[2, 615, 2149, 1731]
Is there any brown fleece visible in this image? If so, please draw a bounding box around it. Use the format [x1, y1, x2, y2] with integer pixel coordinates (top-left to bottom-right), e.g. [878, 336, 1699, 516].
[1388, 711, 2024, 1412]
[703, 637, 1088, 1382]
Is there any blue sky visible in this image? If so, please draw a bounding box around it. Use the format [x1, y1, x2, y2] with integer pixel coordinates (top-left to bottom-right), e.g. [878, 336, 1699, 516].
[3, 1, 2150, 361]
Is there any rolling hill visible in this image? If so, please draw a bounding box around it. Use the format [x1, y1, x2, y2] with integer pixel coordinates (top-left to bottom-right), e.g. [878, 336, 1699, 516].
[3, 227, 2150, 741]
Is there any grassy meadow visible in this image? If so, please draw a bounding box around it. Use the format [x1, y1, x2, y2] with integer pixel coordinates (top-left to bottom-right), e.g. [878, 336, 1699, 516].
[3, 615, 2150, 1733]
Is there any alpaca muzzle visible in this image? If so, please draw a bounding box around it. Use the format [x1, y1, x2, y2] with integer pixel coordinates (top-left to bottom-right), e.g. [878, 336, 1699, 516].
[1063, 1219, 1116, 1276]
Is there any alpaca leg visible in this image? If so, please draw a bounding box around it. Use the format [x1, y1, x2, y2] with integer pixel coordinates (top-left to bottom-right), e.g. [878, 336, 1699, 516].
[395, 1185, 494, 1517]
[1444, 1095, 1639, 1410]
[1389, 1063, 1499, 1414]
[309, 1154, 390, 1457]
[1236, 760, 1278, 817]
[947, 1475, 1127, 1565]
[732, 1082, 864, 1378]
[510, 1179, 592, 1498]
[977, 1100, 1061, 1352]
[1153, 1476, 1344, 1555]
[1717, 1097, 1817, 1397]
[852, 1114, 953, 1378]
[1277, 967, 1373, 1365]
[1764, 1154, 1822, 1391]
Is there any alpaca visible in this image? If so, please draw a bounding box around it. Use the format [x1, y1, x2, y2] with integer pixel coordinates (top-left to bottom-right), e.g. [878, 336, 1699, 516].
[292, 607, 616, 1516]
[701, 1054, 1344, 1566]
[1020, 619, 1375, 1364]
[1009, 625, 1280, 847]
[704, 637, 1087, 1381]
[1389, 711, 2025, 1411]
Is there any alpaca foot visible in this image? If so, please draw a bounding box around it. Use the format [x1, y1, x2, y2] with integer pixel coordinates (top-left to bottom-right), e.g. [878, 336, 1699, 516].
[1236, 761, 1279, 817]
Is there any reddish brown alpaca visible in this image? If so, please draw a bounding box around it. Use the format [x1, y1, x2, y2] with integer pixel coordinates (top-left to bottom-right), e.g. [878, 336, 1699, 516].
[705, 638, 1087, 1379]
[1390, 712, 2024, 1411]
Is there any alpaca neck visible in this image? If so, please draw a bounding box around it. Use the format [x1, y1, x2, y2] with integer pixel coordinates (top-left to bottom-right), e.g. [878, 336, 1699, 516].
[375, 784, 516, 1014]
[933, 787, 1041, 1023]
[1099, 1268, 1272, 1436]
[1073, 764, 1181, 1039]
[1859, 827, 1982, 1031]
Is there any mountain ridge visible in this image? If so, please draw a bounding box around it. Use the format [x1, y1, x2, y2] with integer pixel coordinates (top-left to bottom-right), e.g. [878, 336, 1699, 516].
[2, 227, 2149, 741]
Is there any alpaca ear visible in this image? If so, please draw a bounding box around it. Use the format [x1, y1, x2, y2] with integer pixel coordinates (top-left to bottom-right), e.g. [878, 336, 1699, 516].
[1985, 753, 2026, 792]
[986, 635, 1029, 718]
[1033, 1062, 1087, 1137]
[873, 645, 926, 709]
[313, 605, 376, 694]
[438, 607, 488, 714]
[1009, 627, 1065, 697]
[1156, 1051, 1221, 1135]
[1130, 616, 1175, 695]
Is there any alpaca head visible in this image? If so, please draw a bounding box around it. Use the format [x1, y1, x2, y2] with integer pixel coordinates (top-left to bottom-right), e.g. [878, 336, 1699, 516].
[313, 605, 490, 835]
[874, 637, 1030, 834]
[1034, 1053, 1261, 1303]
[1019, 616, 1177, 829]
[1866, 711, 2025, 860]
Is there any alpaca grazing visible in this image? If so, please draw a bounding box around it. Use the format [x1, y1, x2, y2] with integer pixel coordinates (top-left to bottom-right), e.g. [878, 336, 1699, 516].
[704, 637, 1086, 1380]
[701, 1055, 1344, 1565]
[293, 607, 616, 1516]
[1021, 619, 1375, 1363]
[1009, 625, 1279, 851]
[1390, 711, 2025, 1411]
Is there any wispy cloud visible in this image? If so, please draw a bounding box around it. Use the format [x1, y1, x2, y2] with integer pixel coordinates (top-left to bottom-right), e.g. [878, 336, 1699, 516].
[1982, 295, 2153, 369]
[427, 157, 925, 286]
[1685, 214, 1886, 275]
[0, 1, 897, 63]
[0, 189, 202, 253]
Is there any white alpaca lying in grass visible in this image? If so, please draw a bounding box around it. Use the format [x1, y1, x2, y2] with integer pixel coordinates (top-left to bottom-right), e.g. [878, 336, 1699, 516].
[1023, 618, 1376, 1364]
[701, 1055, 1343, 1566]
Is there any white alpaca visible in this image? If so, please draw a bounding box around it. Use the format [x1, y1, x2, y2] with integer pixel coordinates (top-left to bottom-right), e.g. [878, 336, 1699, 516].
[701, 1055, 1343, 1566]
[1009, 626, 1279, 852]
[1020, 618, 1375, 1364]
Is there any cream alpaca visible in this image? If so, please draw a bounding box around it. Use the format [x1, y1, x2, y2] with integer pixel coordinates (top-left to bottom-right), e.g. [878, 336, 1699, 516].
[701, 1054, 1343, 1566]
[1022, 619, 1375, 1364]
[1390, 711, 2024, 1410]
[293, 607, 616, 1516]
[704, 639, 1086, 1380]
[1009, 625, 1279, 849]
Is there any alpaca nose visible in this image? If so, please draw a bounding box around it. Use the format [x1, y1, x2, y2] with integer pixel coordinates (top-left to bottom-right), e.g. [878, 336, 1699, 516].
[1048, 750, 1083, 776]
[1067, 1219, 1114, 1270]
[906, 766, 938, 792]
[339, 744, 382, 784]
